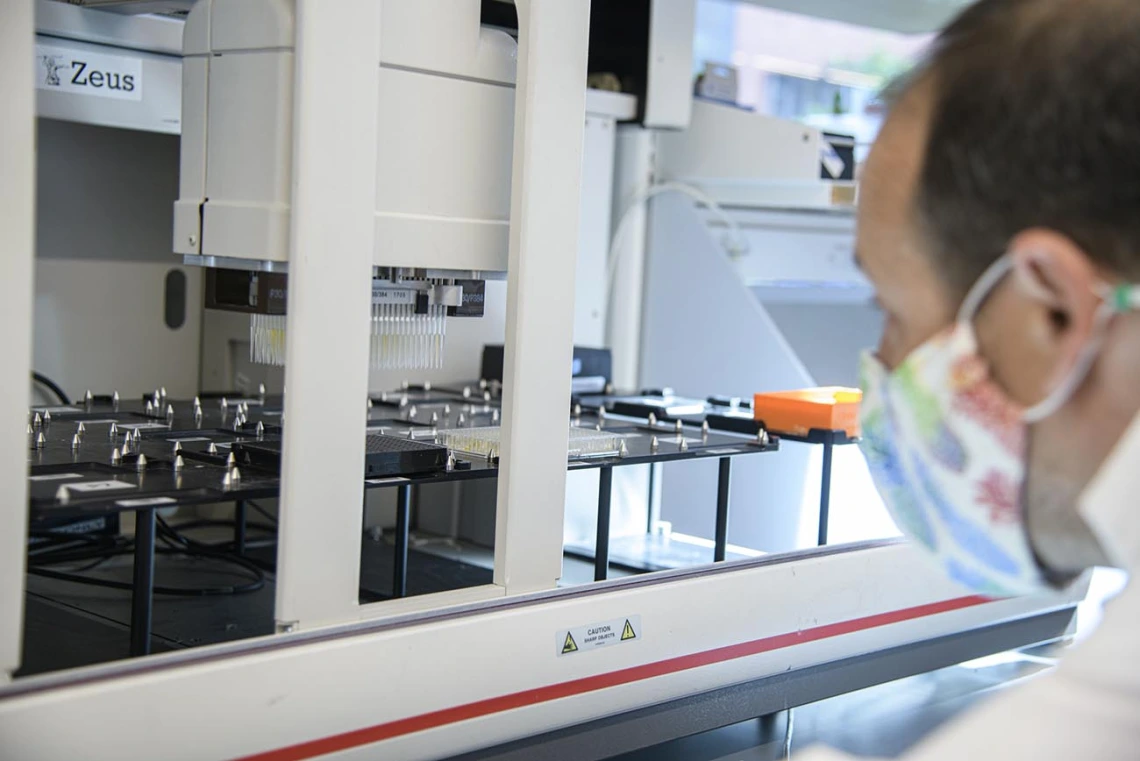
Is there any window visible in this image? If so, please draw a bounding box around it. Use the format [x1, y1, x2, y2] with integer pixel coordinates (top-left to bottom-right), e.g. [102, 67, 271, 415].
[695, 0, 932, 162]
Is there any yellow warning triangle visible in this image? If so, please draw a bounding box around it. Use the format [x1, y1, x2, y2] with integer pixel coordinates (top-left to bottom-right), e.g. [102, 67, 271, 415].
[621, 619, 637, 641]
[561, 632, 578, 654]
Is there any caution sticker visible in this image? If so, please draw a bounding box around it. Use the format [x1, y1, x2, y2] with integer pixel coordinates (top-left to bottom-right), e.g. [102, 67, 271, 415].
[557, 615, 641, 656]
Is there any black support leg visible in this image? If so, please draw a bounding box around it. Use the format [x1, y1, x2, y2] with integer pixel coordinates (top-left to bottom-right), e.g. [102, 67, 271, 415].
[233, 500, 247, 556]
[818, 434, 835, 546]
[393, 485, 411, 598]
[595, 467, 614, 582]
[130, 508, 156, 657]
[715, 457, 731, 563]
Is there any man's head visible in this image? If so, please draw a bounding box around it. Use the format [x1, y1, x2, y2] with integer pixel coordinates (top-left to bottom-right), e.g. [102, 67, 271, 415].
[857, 0, 1140, 575]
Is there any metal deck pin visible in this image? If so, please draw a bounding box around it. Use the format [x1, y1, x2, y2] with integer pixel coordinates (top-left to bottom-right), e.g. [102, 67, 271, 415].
[136, 454, 148, 471]
[111, 447, 122, 465]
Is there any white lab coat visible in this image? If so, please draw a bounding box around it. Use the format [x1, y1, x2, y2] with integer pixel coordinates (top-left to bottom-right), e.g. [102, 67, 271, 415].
[806, 414, 1140, 760]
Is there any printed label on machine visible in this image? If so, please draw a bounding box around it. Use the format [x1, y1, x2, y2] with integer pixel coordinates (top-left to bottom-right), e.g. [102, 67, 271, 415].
[556, 615, 640, 656]
[62, 480, 136, 494]
[116, 496, 176, 508]
[34, 44, 143, 102]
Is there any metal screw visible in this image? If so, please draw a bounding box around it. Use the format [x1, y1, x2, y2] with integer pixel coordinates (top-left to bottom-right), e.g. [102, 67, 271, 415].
[188, 234, 198, 247]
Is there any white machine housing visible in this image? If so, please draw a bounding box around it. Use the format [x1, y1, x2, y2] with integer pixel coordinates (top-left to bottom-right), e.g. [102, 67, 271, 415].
[175, 0, 517, 273]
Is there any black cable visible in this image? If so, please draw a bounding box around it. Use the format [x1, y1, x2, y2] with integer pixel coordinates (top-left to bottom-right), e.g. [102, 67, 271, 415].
[32, 372, 70, 405]
[28, 547, 265, 596]
[28, 521, 267, 596]
[248, 501, 279, 525]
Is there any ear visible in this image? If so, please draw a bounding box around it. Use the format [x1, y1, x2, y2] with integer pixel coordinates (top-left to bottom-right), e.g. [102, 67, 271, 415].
[1007, 229, 1103, 387]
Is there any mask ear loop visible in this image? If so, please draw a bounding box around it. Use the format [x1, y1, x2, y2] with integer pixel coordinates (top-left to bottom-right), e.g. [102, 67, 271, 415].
[954, 255, 1116, 424]
[957, 255, 1015, 324]
[1022, 300, 1114, 424]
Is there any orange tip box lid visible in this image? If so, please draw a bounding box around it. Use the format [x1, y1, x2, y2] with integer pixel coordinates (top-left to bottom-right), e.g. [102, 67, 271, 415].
[752, 387, 862, 438]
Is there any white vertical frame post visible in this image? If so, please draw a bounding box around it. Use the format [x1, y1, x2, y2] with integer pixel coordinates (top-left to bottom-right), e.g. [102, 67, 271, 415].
[608, 126, 657, 390]
[0, 0, 36, 681]
[275, 0, 381, 630]
[494, 0, 592, 593]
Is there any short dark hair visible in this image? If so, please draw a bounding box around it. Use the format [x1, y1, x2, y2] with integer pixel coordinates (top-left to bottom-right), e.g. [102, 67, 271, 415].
[909, 0, 1140, 296]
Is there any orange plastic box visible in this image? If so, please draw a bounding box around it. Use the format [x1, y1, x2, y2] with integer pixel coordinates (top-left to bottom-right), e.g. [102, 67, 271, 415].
[752, 387, 862, 438]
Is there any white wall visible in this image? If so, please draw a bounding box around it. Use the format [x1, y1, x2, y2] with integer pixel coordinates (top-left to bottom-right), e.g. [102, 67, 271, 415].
[33, 118, 202, 400]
